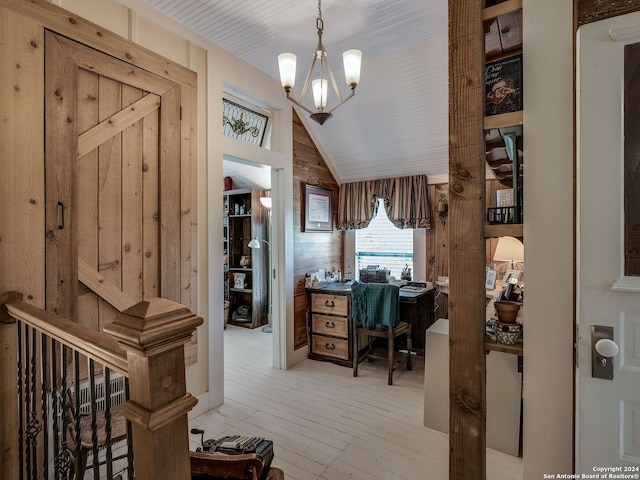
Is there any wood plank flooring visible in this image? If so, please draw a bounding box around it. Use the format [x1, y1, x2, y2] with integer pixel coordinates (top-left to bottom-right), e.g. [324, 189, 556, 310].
[189, 325, 523, 480]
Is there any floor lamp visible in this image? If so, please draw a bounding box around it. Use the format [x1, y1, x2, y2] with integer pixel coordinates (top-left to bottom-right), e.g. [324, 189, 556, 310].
[248, 236, 271, 333]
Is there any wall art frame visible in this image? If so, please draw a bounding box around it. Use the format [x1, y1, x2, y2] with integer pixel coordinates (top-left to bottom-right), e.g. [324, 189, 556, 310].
[303, 184, 334, 232]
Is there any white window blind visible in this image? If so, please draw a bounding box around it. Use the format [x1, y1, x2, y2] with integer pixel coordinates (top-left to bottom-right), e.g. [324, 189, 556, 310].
[355, 199, 413, 280]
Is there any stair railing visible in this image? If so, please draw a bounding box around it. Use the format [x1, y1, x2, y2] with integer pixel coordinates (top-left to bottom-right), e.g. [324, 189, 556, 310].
[0, 291, 202, 480]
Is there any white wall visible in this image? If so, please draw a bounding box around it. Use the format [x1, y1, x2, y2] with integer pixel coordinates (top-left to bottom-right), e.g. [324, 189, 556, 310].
[522, 1, 574, 476]
[57, 0, 295, 414]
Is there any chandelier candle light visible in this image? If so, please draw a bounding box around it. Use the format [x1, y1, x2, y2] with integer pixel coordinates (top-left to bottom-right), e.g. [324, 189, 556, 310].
[277, 0, 362, 125]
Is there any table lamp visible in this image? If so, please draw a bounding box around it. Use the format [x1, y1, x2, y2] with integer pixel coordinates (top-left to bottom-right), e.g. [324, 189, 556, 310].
[493, 236, 524, 273]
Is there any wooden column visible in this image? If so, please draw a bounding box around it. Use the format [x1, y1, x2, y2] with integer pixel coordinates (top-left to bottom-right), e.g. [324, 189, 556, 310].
[448, 1, 487, 478]
[0, 292, 22, 479]
[104, 298, 203, 480]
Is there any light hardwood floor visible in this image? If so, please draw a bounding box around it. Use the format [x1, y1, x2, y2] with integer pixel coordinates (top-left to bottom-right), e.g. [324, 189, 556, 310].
[189, 325, 523, 480]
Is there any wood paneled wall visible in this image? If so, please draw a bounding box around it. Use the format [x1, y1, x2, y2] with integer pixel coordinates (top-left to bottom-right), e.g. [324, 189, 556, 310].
[425, 178, 506, 319]
[292, 111, 342, 349]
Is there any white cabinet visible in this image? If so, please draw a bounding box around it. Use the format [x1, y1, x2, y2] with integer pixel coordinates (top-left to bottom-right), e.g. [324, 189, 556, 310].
[423, 319, 522, 456]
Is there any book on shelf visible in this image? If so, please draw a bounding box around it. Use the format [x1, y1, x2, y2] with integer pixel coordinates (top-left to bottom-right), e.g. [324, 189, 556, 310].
[485, 54, 522, 117]
[496, 189, 514, 207]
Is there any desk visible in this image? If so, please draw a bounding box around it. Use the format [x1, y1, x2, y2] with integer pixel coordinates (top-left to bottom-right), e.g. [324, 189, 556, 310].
[307, 283, 435, 367]
[398, 288, 435, 353]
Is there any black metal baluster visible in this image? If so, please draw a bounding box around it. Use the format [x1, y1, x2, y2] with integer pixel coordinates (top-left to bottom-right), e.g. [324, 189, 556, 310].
[125, 377, 134, 479]
[24, 324, 32, 475]
[51, 340, 59, 479]
[27, 325, 42, 480]
[40, 333, 49, 479]
[17, 321, 24, 480]
[104, 367, 114, 478]
[73, 352, 82, 479]
[57, 347, 73, 478]
[89, 359, 100, 478]
[52, 341, 72, 480]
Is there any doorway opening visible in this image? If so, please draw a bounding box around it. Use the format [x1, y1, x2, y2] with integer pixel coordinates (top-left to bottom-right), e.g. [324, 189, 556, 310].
[222, 156, 276, 367]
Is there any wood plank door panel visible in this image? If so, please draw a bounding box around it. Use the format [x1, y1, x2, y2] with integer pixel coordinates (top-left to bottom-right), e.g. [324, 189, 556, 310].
[45, 31, 181, 331]
[77, 68, 99, 330]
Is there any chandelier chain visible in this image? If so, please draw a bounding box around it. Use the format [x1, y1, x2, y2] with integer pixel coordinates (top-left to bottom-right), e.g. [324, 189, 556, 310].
[277, 0, 360, 125]
[317, 0, 323, 34]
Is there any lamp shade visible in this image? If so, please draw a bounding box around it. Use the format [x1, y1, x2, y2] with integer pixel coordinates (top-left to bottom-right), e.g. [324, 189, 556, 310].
[343, 49, 362, 86]
[260, 197, 272, 209]
[312, 78, 328, 109]
[278, 53, 296, 89]
[493, 236, 524, 263]
[248, 238, 260, 249]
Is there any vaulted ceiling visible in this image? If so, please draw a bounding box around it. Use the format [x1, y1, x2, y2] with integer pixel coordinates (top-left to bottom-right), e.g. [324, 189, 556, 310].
[142, 0, 449, 184]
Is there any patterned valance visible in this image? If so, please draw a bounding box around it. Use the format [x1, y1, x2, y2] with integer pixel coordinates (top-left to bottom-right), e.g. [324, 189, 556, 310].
[337, 174, 431, 230]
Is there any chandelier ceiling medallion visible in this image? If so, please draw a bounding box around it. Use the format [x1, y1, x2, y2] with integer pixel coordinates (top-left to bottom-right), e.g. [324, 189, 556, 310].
[277, 0, 362, 125]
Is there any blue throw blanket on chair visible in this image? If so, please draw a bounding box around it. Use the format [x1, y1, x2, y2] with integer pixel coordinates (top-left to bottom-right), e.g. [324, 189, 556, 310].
[351, 281, 400, 328]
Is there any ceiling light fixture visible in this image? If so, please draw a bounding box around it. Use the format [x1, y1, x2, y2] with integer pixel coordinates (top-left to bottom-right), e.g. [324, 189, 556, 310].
[277, 0, 362, 125]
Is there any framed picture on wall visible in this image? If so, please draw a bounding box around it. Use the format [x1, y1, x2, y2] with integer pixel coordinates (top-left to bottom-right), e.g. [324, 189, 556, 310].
[303, 184, 334, 232]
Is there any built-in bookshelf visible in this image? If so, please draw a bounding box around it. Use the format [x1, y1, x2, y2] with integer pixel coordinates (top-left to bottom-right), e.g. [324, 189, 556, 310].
[223, 188, 268, 329]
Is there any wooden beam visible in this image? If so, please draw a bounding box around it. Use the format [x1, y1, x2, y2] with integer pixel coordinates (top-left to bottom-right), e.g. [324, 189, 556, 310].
[448, 1, 487, 478]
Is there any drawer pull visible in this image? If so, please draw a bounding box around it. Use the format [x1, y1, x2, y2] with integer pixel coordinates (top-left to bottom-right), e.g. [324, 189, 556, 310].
[325, 343, 336, 350]
[325, 321, 336, 329]
[324, 300, 335, 308]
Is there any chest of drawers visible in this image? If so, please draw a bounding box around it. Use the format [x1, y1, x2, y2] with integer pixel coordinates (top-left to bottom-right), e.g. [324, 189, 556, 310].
[308, 291, 353, 367]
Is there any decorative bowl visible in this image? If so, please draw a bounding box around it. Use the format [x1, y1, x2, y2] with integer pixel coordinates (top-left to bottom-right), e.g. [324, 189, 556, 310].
[494, 320, 522, 344]
[494, 300, 521, 324]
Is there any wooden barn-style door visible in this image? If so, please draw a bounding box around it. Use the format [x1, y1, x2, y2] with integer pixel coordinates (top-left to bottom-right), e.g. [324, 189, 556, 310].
[44, 30, 188, 332]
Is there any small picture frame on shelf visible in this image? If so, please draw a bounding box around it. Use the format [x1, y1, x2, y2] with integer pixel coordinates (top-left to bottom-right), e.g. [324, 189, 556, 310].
[495, 188, 514, 207]
[485, 268, 497, 290]
[502, 269, 522, 286]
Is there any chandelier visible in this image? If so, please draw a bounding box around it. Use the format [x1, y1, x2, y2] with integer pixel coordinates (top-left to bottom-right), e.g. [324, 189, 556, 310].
[277, 0, 362, 125]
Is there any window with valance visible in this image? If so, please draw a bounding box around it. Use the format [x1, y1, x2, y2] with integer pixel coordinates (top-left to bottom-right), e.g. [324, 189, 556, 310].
[337, 174, 431, 230]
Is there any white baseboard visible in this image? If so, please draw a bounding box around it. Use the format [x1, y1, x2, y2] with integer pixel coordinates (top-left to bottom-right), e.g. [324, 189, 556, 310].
[188, 391, 211, 419]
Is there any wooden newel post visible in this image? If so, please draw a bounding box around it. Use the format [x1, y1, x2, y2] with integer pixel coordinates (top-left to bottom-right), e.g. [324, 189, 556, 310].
[0, 291, 22, 479]
[104, 297, 203, 480]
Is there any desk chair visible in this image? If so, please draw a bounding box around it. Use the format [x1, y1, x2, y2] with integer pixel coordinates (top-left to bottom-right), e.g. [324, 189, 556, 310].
[190, 451, 285, 480]
[351, 282, 412, 385]
[64, 382, 129, 478]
